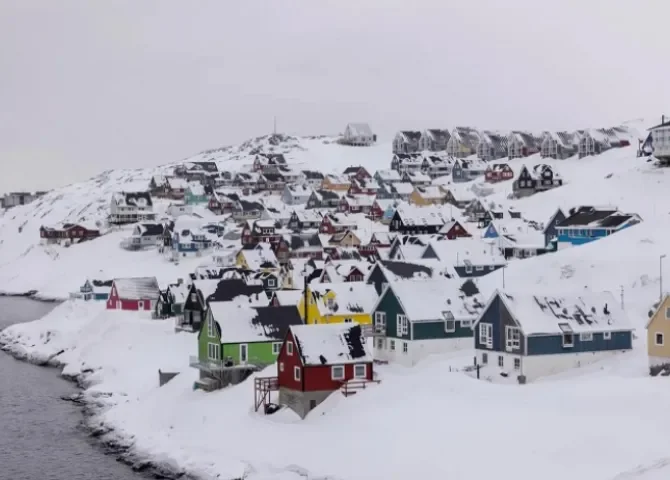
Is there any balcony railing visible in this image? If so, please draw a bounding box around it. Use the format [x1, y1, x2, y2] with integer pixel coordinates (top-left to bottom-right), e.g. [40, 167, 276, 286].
[189, 355, 262, 372]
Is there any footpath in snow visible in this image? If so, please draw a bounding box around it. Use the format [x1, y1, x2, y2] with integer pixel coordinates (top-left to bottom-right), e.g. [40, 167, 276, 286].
[3, 300, 670, 480]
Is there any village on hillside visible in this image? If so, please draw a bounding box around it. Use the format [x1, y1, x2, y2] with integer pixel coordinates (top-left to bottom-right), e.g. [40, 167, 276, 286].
[13, 118, 670, 419]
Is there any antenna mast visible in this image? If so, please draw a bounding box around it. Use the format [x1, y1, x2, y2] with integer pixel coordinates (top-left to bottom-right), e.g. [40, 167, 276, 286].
[273, 116, 277, 136]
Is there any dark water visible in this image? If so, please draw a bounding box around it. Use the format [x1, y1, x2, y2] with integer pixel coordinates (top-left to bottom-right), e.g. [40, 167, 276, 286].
[0, 297, 148, 480]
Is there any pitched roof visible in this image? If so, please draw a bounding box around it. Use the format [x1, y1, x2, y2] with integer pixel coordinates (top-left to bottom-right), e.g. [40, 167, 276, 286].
[345, 123, 373, 137]
[489, 290, 633, 335]
[398, 130, 422, 142]
[427, 237, 507, 267]
[378, 259, 456, 281]
[208, 302, 302, 343]
[310, 282, 378, 316]
[558, 206, 636, 228]
[113, 191, 153, 208]
[135, 223, 165, 237]
[112, 277, 159, 300]
[451, 127, 481, 149]
[387, 278, 486, 322]
[290, 323, 372, 366]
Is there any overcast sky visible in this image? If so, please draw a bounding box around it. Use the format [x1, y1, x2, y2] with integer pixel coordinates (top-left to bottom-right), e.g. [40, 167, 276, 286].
[1, 0, 668, 193]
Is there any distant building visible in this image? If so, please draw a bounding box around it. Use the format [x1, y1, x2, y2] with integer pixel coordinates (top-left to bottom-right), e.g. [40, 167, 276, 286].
[341, 123, 376, 146]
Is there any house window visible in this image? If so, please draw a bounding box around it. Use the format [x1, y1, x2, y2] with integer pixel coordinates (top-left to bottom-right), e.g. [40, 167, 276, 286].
[603, 332, 612, 340]
[445, 319, 456, 332]
[279, 362, 284, 372]
[344, 318, 353, 323]
[482, 353, 488, 364]
[461, 319, 473, 328]
[353, 364, 367, 378]
[374, 311, 386, 329]
[272, 342, 282, 354]
[579, 332, 593, 342]
[666, 307, 670, 319]
[465, 265, 473, 274]
[656, 333, 664, 346]
[397, 314, 408, 335]
[562, 333, 574, 347]
[268, 278, 276, 287]
[402, 342, 408, 353]
[294, 366, 301, 381]
[505, 326, 521, 350]
[475, 266, 484, 271]
[331, 365, 345, 380]
[207, 343, 219, 360]
[498, 356, 504, 367]
[376, 338, 384, 349]
[479, 323, 493, 348]
[390, 340, 395, 351]
[514, 358, 520, 370]
[287, 341, 294, 356]
[207, 317, 215, 338]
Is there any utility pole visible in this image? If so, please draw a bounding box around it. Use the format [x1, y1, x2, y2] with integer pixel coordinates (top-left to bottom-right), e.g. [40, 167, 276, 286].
[303, 269, 308, 324]
[502, 265, 506, 289]
[273, 116, 277, 136]
[661, 255, 667, 304]
[620, 285, 624, 309]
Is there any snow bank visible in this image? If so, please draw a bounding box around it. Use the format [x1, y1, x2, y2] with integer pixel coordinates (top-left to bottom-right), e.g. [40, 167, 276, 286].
[2, 300, 670, 480]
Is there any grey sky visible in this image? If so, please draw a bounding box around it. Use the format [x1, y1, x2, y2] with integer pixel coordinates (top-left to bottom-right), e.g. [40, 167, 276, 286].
[1, 0, 668, 193]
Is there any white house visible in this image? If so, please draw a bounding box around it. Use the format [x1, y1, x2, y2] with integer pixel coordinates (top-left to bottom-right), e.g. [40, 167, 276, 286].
[124, 223, 165, 250]
[650, 118, 670, 162]
[282, 184, 312, 205]
[109, 192, 155, 225]
[341, 123, 375, 146]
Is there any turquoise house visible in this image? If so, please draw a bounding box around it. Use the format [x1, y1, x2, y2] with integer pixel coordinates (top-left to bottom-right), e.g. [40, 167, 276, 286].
[185, 183, 208, 205]
[80, 279, 112, 301]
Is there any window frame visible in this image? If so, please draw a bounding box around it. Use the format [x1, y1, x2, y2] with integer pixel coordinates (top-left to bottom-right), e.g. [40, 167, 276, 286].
[331, 365, 345, 380]
[272, 342, 282, 355]
[656, 332, 664, 346]
[479, 323, 493, 348]
[294, 366, 301, 381]
[207, 342, 220, 360]
[603, 331, 612, 340]
[505, 326, 521, 351]
[353, 364, 367, 379]
[287, 341, 294, 356]
[579, 332, 593, 342]
[498, 355, 504, 367]
[562, 332, 574, 348]
[445, 319, 456, 333]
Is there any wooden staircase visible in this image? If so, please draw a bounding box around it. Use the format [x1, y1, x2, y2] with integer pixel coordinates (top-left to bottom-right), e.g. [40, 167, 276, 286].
[254, 376, 278, 412]
[340, 379, 381, 397]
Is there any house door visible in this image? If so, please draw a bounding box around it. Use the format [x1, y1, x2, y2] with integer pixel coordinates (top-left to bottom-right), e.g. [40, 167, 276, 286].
[138, 301, 144, 310]
[240, 344, 248, 364]
[116, 301, 121, 309]
[309, 399, 317, 411]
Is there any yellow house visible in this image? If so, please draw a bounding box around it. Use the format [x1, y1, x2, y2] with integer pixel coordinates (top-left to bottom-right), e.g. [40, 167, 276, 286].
[298, 282, 377, 326]
[321, 174, 351, 191]
[235, 244, 279, 273]
[646, 295, 670, 375]
[409, 186, 447, 206]
[328, 229, 361, 247]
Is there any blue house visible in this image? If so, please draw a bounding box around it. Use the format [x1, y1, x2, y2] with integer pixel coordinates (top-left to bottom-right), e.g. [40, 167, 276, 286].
[472, 290, 633, 383]
[556, 206, 642, 249]
[79, 279, 113, 301]
[542, 208, 566, 247]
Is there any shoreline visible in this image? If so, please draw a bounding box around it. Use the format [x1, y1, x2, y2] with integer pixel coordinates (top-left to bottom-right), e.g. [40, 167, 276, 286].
[0, 290, 65, 303]
[0, 339, 206, 480]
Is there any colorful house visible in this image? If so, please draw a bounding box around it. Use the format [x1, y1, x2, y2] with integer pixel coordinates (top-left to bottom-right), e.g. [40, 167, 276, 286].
[297, 282, 377, 327]
[276, 323, 374, 418]
[473, 290, 633, 383]
[372, 278, 485, 366]
[556, 206, 642, 249]
[192, 302, 303, 391]
[79, 279, 113, 301]
[236, 244, 279, 272]
[106, 277, 160, 311]
[184, 182, 209, 205]
[646, 295, 670, 376]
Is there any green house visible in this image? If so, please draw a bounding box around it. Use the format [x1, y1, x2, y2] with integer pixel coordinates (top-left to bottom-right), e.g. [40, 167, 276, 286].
[191, 302, 303, 391]
[371, 278, 486, 367]
[184, 182, 208, 205]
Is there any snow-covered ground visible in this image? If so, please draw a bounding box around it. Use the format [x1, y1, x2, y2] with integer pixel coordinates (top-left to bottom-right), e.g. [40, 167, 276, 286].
[3, 127, 670, 479]
[2, 299, 670, 480]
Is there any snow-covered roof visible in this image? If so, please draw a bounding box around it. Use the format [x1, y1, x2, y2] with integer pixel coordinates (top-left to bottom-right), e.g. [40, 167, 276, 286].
[271, 290, 303, 306]
[285, 184, 312, 196]
[290, 323, 372, 366]
[112, 191, 153, 209]
[187, 182, 205, 196]
[240, 244, 278, 270]
[310, 282, 378, 316]
[324, 174, 350, 185]
[112, 277, 159, 300]
[291, 209, 322, 223]
[404, 171, 432, 183]
[208, 302, 301, 343]
[392, 182, 415, 195]
[395, 204, 449, 227]
[387, 278, 486, 322]
[375, 169, 401, 182]
[428, 238, 507, 267]
[322, 261, 373, 283]
[167, 177, 189, 190]
[413, 185, 445, 200]
[342, 194, 375, 207]
[345, 123, 373, 137]
[491, 290, 633, 335]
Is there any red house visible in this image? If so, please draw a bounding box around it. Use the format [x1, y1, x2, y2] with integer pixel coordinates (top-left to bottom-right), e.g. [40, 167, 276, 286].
[319, 213, 358, 234]
[484, 163, 514, 183]
[342, 166, 372, 183]
[439, 220, 471, 239]
[106, 277, 160, 311]
[347, 178, 379, 196]
[276, 323, 374, 418]
[40, 223, 100, 245]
